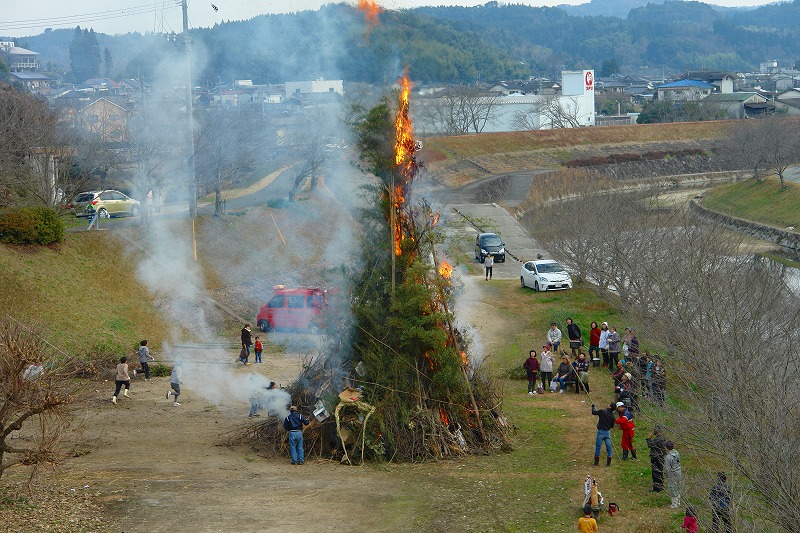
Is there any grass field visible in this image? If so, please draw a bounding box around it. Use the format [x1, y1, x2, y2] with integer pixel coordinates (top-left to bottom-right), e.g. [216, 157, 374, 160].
[702, 176, 800, 229]
[0, 230, 169, 362]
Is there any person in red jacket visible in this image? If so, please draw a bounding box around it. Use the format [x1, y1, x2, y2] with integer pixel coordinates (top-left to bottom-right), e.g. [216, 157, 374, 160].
[523, 350, 540, 395]
[615, 401, 637, 460]
[588, 321, 601, 367]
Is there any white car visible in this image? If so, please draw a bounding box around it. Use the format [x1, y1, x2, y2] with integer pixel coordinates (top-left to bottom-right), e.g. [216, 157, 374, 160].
[520, 260, 573, 291]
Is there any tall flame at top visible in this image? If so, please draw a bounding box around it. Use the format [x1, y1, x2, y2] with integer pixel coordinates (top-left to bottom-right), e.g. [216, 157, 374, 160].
[392, 70, 416, 256]
[358, 0, 383, 27]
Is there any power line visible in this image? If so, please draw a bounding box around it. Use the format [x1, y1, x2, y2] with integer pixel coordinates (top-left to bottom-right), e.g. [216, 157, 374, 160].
[0, 2, 181, 32]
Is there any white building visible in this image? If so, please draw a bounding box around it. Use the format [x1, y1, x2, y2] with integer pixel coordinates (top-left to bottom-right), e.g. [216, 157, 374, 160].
[284, 79, 344, 99]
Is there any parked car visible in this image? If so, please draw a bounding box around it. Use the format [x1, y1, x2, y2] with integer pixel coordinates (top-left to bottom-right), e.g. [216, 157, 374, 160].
[256, 286, 329, 332]
[475, 233, 505, 263]
[520, 260, 573, 291]
[67, 190, 140, 218]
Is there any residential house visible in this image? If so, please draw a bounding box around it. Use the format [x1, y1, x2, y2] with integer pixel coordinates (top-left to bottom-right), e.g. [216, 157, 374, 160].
[284, 79, 343, 99]
[9, 72, 52, 92]
[703, 92, 772, 119]
[677, 70, 736, 94]
[656, 79, 715, 101]
[0, 42, 40, 72]
[68, 97, 132, 142]
[774, 88, 800, 116]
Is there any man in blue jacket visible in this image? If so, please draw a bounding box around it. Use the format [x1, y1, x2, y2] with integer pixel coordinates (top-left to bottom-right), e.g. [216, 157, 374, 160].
[283, 405, 310, 465]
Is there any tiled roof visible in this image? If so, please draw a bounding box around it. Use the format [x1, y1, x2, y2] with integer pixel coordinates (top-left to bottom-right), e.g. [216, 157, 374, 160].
[658, 79, 714, 90]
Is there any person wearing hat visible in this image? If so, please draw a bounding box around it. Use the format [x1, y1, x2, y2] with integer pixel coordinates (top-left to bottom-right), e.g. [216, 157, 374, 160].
[522, 350, 540, 395]
[591, 402, 616, 466]
[283, 405, 310, 465]
[664, 441, 682, 508]
[646, 425, 667, 492]
[547, 322, 562, 353]
[598, 322, 610, 367]
[615, 401, 637, 460]
[540, 343, 555, 391]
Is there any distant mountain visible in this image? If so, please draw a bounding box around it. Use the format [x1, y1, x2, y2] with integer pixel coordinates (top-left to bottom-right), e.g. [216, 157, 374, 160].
[558, 0, 666, 19]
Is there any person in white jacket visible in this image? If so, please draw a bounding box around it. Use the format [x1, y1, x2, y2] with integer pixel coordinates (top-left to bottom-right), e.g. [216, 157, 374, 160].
[166, 362, 183, 406]
[547, 323, 562, 353]
[665, 441, 682, 508]
[540, 344, 555, 391]
[599, 322, 610, 367]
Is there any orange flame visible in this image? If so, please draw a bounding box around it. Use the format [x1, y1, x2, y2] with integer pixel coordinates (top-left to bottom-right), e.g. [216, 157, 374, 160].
[358, 0, 383, 27]
[439, 408, 450, 425]
[439, 260, 453, 279]
[392, 70, 416, 257]
[460, 351, 468, 366]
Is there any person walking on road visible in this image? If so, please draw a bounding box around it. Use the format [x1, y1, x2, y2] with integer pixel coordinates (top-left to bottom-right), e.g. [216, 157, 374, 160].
[540, 344, 554, 391]
[166, 361, 182, 406]
[283, 405, 310, 465]
[591, 402, 615, 466]
[523, 350, 540, 395]
[484, 253, 494, 280]
[665, 441, 682, 508]
[646, 425, 667, 492]
[111, 356, 131, 404]
[138, 340, 155, 381]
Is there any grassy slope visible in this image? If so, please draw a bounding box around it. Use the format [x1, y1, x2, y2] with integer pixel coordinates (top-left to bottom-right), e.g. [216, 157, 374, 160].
[398, 281, 681, 532]
[423, 121, 728, 161]
[0, 230, 169, 359]
[702, 177, 800, 228]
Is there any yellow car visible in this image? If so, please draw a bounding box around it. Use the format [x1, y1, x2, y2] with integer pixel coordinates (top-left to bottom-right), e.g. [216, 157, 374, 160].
[69, 190, 140, 218]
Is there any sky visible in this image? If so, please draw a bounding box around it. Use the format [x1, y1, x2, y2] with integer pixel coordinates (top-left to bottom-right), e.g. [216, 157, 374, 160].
[0, 0, 783, 38]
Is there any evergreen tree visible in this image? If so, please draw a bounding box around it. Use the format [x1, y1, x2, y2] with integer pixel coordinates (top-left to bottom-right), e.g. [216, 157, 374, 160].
[69, 26, 101, 82]
[104, 47, 113, 78]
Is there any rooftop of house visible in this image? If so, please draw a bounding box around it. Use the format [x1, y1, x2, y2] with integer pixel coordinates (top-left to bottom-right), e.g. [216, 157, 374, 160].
[7, 46, 38, 56]
[10, 72, 51, 80]
[704, 92, 763, 102]
[678, 70, 735, 83]
[657, 79, 715, 90]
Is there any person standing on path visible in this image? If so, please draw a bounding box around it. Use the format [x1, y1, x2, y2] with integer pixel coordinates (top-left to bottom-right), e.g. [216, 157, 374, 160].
[547, 323, 562, 353]
[664, 441, 682, 508]
[588, 322, 601, 367]
[111, 356, 131, 404]
[566, 317, 582, 358]
[254, 336, 263, 364]
[523, 350, 540, 395]
[283, 405, 310, 465]
[138, 340, 155, 381]
[646, 425, 667, 492]
[166, 361, 182, 406]
[709, 472, 733, 533]
[241, 324, 253, 365]
[607, 326, 621, 370]
[591, 402, 615, 466]
[540, 344, 554, 391]
[599, 322, 610, 367]
[484, 253, 494, 280]
[615, 402, 637, 460]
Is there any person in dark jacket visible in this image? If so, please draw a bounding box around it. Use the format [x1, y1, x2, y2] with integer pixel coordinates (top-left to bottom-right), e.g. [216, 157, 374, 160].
[646, 425, 667, 492]
[573, 352, 590, 394]
[283, 405, 310, 465]
[591, 403, 616, 466]
[709, 472, 732, 533]
[566, 317, 582, 358]
[240, 324, 253, 364]
[554, 355, 575, 393]
[523, 350, 540, 395]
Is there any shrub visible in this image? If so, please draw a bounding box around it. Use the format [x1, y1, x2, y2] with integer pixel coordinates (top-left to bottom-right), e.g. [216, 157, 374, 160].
[0, 207, 65, 245]
[149, 363, 171, 377]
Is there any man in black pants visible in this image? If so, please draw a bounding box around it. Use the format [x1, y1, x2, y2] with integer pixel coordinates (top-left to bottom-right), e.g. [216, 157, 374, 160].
[710, 471, 733, 533]
[591, 403, 616, 466]
[646, 425, 667, 492]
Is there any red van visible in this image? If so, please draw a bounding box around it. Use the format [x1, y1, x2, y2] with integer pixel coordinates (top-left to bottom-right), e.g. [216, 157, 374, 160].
[256, 286, 328, 332]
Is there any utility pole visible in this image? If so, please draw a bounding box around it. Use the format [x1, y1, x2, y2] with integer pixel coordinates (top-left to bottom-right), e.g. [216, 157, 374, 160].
[182, 0, 197, 218]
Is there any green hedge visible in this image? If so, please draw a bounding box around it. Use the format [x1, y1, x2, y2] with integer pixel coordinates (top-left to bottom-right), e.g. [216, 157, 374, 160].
[0, 207, 65, 245]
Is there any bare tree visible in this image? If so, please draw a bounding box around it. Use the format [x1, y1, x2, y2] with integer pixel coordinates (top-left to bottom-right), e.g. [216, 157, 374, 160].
[418, 85, 500, 135]
[513, 94, 583, 131]
[725, 116, 800, 188]
[283, 106, 339, 199]
[0, 318, 80, 480]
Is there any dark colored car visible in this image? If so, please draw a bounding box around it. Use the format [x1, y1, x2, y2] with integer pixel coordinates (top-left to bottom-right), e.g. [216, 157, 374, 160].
[475, 233, 505, 263]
